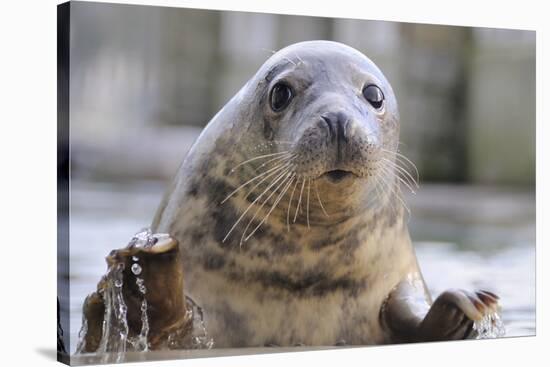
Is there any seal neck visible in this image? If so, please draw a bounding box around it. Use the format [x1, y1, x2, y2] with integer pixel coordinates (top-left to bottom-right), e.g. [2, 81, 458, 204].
[281, 175, 402, 226]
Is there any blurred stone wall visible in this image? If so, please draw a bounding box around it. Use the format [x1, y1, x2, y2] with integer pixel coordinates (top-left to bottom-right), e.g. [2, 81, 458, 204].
[466, 29, 536, 185]
[68, 2, 535, 186]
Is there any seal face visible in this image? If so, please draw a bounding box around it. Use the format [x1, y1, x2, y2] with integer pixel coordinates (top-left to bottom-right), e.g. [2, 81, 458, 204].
[151, 41, 499, 347]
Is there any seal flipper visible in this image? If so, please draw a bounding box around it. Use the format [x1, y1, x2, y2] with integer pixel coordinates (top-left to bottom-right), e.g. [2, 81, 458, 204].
[78, 234, 192, 352]
[379, 275, 431, 343]
[381, 277, 501, 343]
[417, 289, 500, 341]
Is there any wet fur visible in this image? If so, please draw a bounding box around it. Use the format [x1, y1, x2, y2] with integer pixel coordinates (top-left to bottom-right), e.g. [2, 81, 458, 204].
[152, 41, 424, 347]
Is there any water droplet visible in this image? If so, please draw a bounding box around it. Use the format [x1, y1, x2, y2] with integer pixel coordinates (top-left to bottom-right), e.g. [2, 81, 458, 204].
[131, 228, 154, 248]
[78, 228, 209, 360]
[131, 263, 142, 275]
[473, 312, 506, 339]
[136, 278, 147, 294]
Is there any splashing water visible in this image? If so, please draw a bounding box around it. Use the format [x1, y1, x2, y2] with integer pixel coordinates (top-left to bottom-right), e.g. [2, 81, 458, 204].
[97, 262, 130, 363]
[187, 296, 214, 349]
[129, 228, 155, 248]
[126, 256, 150, 352]
[167, 296, 214, 349]
[76, 228, 213, 361]
[473, 312, 506, 339]
[131, 263, 142, 276]
[75, 316, 88, 353]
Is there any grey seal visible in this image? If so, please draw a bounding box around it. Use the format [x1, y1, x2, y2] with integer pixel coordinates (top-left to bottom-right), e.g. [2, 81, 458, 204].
[146, 40, 500, 347]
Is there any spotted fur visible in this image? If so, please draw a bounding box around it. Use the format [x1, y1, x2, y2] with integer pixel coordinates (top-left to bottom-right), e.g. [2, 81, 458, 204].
[152, 41, 424, 347]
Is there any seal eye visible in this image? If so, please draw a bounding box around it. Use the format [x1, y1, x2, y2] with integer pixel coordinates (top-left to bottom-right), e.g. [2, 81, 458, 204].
[270, 82, 293, 112]
[362, 84, 384, 110]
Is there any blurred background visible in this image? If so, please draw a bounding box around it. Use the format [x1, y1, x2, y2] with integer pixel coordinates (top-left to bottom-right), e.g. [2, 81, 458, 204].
[61, 1, 536, 354]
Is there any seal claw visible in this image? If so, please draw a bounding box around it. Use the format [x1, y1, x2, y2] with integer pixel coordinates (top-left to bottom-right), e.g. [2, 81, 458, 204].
[147, 237, 177, 254]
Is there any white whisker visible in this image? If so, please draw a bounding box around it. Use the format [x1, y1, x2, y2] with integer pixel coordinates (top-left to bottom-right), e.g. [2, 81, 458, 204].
[379, 161, 417, 194]
[222, 168, 290, 243]
[306, 178, 311, 229]
[293, 178, 306, 223]
[376, 168, 401, 215]
[314, 180, 329, 217]
[283, 56, 297, 66]
[380, 156, 419, 189]
[240, 172, 293, 245]
[258, 153, 294, 169]
[230, 151, 289, 173]
[221, 161, 292, 204]
[244, 173, 296, 242]
[380, 148, 420, 183]
[366, 170, 383, 208]
[287, 178, 300, 231]
[383, 173, 410, 216]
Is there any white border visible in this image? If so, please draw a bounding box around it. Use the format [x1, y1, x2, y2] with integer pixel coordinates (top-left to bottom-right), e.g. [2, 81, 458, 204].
[0, 0, 546, 366]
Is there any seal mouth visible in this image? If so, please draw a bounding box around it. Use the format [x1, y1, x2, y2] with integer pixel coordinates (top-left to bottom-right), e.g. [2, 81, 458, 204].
[323, 169, 354, 182]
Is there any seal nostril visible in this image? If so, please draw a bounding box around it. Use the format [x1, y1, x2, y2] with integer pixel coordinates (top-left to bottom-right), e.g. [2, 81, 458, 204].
[322, 112, 349, 141]
[321, 115, 334, 138]
[341, 117, 351, 143]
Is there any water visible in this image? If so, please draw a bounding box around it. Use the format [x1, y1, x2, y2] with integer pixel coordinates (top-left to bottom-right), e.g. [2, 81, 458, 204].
[95, 263, 129, 363]
[65, 180, 535, 356]
[73, 227, 213, 363]
[128, 251, 149, 353]
[167, 296, 214, 350]
[473, 312, 506, 339]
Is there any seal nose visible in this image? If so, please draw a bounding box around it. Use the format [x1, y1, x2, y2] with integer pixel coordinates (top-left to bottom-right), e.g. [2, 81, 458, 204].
[321, 111, 350, 144]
